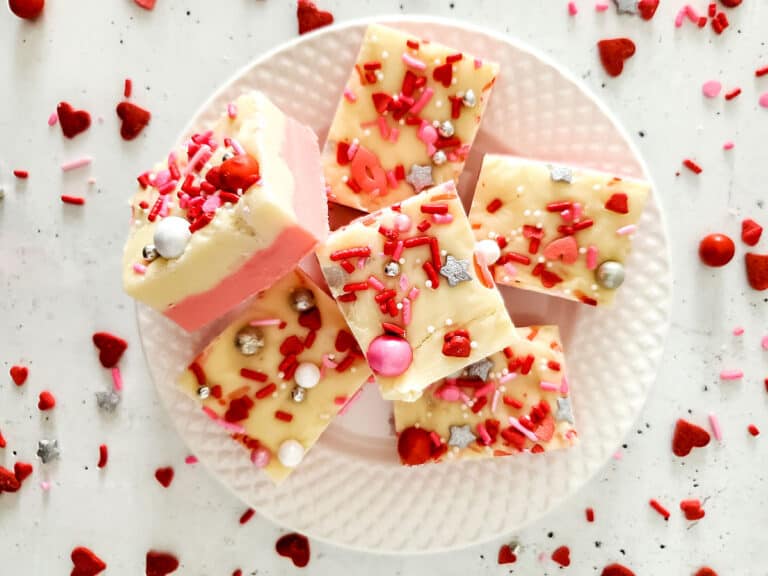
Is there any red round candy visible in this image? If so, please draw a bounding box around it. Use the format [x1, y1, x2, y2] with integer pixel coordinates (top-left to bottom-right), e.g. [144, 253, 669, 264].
[699, 233, 735, 267]
[9, 0, 44, 19]
[397, 426, 433, 466]
[218, 155, 260, 193]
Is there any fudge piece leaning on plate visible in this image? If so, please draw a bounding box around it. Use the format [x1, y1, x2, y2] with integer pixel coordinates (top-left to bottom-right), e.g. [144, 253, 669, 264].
[394, 325, 576, 465]
[315, 181, 516, 402]
[123, 91, 327, 332]
[323, 23, 499, 213]
[468, 155, 651, 307]
[178, 269, 372, 483]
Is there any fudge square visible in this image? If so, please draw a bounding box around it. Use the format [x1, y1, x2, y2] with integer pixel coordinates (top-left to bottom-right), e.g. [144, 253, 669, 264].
[394, 325, 576, 465]
[322, 23, 499, 213]
[177, 269, 372, 483]
[316, 181, 516, 402]
[123, 91, 327, 332]
[468, 155, 651, 307]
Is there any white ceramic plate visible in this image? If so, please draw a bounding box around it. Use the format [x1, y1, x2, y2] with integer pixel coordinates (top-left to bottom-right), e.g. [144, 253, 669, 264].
[137, 16, 671, 553]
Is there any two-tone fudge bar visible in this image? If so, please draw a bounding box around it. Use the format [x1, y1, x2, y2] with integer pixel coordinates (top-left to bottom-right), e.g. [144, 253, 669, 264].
[468, 155, 651, 306]
[393, 325, 576, 465]
[123, 91, 327, 331]
[315, 181, 516, 401]
[323, 24, 499, 213]
[178, 269, 372, 483]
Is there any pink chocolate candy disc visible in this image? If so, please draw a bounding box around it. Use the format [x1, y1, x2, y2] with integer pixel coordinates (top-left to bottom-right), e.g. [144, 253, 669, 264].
[367, 335, 413, 377]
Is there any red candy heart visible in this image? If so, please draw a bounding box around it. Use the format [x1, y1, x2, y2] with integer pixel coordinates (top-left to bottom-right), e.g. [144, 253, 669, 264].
[442, 335, 471, 357]
[13, 462, 33, 484]
[433, 62, 453, 88]
[92, 332, 128, 368]
[218, 154, 260, 192]
[672, 419, 711, 457]
[551, 545, 571, 567]
[695, 568, 718, 576]
[38, 390, 56, 411]
[57, 102, 91, 139]
[605, 192, 629, 214]
[275, 533, 311, 568]
[742, 219, 763, 246]
[133, 0, 156, 10]
[602, 564, 636, 576]
[0, 466, 21, 493]
[116, 102, 151, 141]
[497, 544, 517, 564]
[9, 0, 44, 19]
[10, 365, 28, 386]
[397, 426, 433, 466]
[279, 335, 305, 356]
[597, 38, 636, 77]
[637, 0, 659, 19]
[145, 551, 179, 576]
[746, 253, 768, 290]
[154, 466, 174, 488]
[543, 236, 578, 264]
[535, 413, 556, 442]
[296, 0, 333, 35]
[298, 307, 322, 331]
[334, 329, 357, 353]
[71, 546, 107, 576]
[680, 499, 706, 520]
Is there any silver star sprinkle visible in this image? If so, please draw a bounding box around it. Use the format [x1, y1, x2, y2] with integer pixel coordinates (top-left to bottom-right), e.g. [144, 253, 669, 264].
[549, 165, 574, 183]
[37, 439, 60, 464]
[406, 164, 434, 193]
[465, 358, 494, 381]
[439, 255, 472, 287]
[556, 397, 575, 424]
[235, 326, 265, 356]
[613, 0, 639, 13]
[448, 424, 477, 448]
[95, 389, 121, 412]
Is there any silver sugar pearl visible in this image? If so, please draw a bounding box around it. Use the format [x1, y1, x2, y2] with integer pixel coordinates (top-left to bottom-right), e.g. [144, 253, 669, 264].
[290, 287, 316, 312]
[235, 326, 265, 355]
[462, 89, 477, 108]
[384, 261, 401, 277]
[438, 120, 455, 138]
[197, 386, 211, 400]
[291, 386, 307, 403]
[432, 150, 448, 165]
[142, 244, 159, 261]
[595, 260, 625, 289]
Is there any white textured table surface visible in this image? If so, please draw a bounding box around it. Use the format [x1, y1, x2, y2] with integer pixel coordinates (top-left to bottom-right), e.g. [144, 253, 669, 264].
[1, 1, 767, 575]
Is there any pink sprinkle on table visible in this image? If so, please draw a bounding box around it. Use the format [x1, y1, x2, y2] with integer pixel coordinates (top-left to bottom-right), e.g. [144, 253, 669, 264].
[595, 1, 609, 11]
[702, 80, 722, 98]
[723, 141, 735, 150]
[733, 326, 745, 336]
[184, 455, 198, 465]
[407, 286, 419, 300]
[684, 4, 700, 22]
[759, 92, 768, 108]
[40, 481, 51, 491]
[249, 318, 282, 327]
[568, 1, 578, 15]
[560, 377, 570, 394]
[720, 369, 743, 380]
[616, 224, 638, 236]
[675, 7, 687, 27]
[613, 450, 623, 460]
[761, 335, 768, 350]
[709, 412, 723, 441]
[61, 156, 93, 172]
[47, 112, 58, 127]
[111, 366, 123, 391]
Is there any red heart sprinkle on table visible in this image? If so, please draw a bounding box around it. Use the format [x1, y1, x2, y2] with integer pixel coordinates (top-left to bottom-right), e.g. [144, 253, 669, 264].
[92, 332, 128, 368]
[57, 102, 91, 139]
[13, 461, 33, 484]
[597, 38, 636, 77]
[0, 466, 21, 493]
[13, 169, 29, 179]
[70, 546, 107, 576]
[497, 544, 517, 564]
[745, 253, 768, 290]
[154, 466, 174, 488]
[397, 426, 434, 465]
[38, 390, 56, 411]
[672, 418, 711, 457]
[699, 233, 735, 267]
[296, 0, 333, 35]
[8, 0, 44, 20]
[695, 568, 718, 576]
[602, 564, 636, 576]
[551, 545, 571, 566]
[134, 0, 156, 10]
[116, 102, 151, 141]
[10, 365, 29, 386]
[748, 424, 760, 436]
[145, 551, 179, 576]
[275, 533, 311, 568]
[680, 498, 706, 520]
[741, 219, 763, 246]
[637, 0, 659, 19]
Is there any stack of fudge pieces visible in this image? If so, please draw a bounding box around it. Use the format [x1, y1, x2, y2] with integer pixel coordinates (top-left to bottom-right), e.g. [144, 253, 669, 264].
[123, 24, 650, 482]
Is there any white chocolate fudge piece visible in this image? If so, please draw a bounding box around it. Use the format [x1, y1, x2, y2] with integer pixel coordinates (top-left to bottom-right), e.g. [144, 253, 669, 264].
[123, 91, 327, 331]
[394, 325, 576, 465]
[177, 269, 371, 483]
[315, 181, 516, 401]
[468, 155, 650, 306]
[323, 24, 499, 213]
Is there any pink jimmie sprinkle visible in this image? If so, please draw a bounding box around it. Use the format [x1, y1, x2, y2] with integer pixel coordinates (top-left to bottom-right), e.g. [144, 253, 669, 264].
[321, 354, 338, 370]
[540, 381, 559, 392]
[409, 87, 434, 115]
[343, 88, 357, 103]
[499, 371, 518, 384]
[388, 127, 400, 143]
[616, 224, 638, 236]
[401, 52, 427, 70]
[595, 1, 609, 11]
[560, 377, 570, 394]
[759, 93, 768, 109]
[684, 4, 699, 22]
[613, 450, 623, 460]
[474, 58, 483, 69]
[392, 240, 405, 261]
[48, 112, 58, 126]
[432, 213, 454, 225]
[249, 318, 282, 327]
[407, 286, 419, 300]
[502, 262, 517, 279]
[402, 297, 412, 326]
[184, 455, 198, 465]
[40, 481, 51, 491]
[702, 80, 722, 99]
[723, 141, 735, 150]
[475, 382, 495, 398]
[586, 245, 599, 270]
[230, 139, 245, 156]
[572, 202, 583, 221]
[111, 366, 123, 392]
[492, 389, 500, 412]
[761, 335, 768, 350]
[400, 274, 411, 293]
[477, 422, 492, 445]
[568, 1, 578, 15]
[720, 369, 744, 381]
[508, 416, 539, 442]
[227, 103, 238, 119]
[434, 383, 462, 402]
[184, 144, 211, 176]
[133, 263, 147, 275]
[251, 447, 270, 468]
[61, 156, 93, 172]
[733, 326, 745, 336]
[367, 275, 385, 291]
[675, 7, 686, 27]
[709, 412, 723, 441]
[386, 170, 398, 189]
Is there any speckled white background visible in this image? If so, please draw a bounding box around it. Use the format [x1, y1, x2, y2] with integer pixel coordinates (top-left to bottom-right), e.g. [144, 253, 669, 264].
[1, 1, 767, 574]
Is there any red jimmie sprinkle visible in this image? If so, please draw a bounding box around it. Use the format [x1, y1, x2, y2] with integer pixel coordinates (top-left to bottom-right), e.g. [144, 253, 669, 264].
[420, 202, 449, 214]
[486, 198, 503, 213]
[239, 508, 256, 525]
[13, 169, 29, 179]
[189, 362, 206, 386]
[61, 195, 86, 205]
[756, 66, 768, 77]
[97, 444, 108, 468]
[240, 368, 268, 382]
[255, 383, 276, 399]
[724, 87, 741, 100]
[330, 246, 371, 261]
[586, 507, 595, 522]
[683, 159, 703, 174]
[275, 410, 293, 422]
[748, 424, 760, 436]
[649, 498, 671, 520]
[124, 78, 133, 98]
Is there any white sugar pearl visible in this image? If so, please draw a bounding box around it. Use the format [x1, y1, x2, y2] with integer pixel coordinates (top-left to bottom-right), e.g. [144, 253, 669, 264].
[153, 216, 191, 259]
[278, 439, 305, 468]
[475, 239, 501, 265]
[294, 362, 321, 389]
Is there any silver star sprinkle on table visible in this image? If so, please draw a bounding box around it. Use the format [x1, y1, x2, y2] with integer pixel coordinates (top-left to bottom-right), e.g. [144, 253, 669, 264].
[448, 424, 477, 448]
[549, 165, 574, 183]
[95, 389, 121, 412]
[556, 397, 575, 424]
[465, 358, 494, 381]
[405, 164, 434, 193]
[37, 439, 60, 464]
[613, 0, 639, 13]
[439, 255, 472, 287]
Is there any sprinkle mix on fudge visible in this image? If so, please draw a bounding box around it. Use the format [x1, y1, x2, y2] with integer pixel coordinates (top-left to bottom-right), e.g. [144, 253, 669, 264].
[323, 24, 499, 213]
[178, 270, 371, 483]
[316, 182, 516, 401]
[468, 155, 650, 306]
[394, 325, 576, 465]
